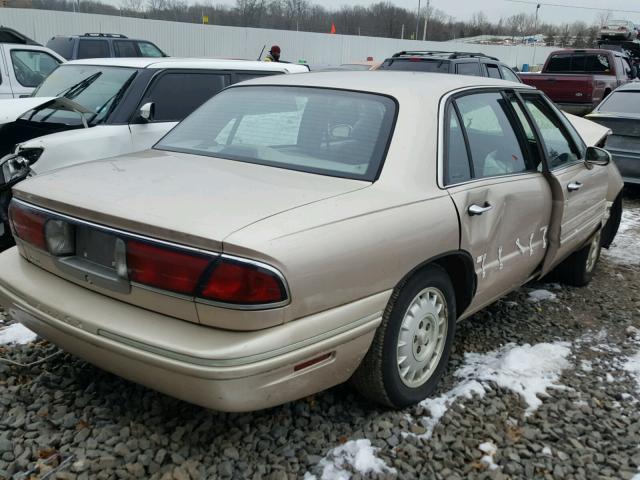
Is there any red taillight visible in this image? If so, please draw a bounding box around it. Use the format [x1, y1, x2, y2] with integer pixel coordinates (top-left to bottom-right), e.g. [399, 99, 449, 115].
[200, 258, 286, 305]
[126, 240, 211, 295]
[8, 201, 46, 250]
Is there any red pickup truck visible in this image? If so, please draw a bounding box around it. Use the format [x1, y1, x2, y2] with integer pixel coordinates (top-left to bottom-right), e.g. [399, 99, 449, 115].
[519, 49, 634, 115]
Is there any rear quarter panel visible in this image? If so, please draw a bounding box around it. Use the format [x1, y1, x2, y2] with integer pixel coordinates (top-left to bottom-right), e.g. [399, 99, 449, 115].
[223, 186, 460, 322]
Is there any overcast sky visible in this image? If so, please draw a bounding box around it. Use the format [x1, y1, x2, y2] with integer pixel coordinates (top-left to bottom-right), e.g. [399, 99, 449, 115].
[218, 0, 640, 25]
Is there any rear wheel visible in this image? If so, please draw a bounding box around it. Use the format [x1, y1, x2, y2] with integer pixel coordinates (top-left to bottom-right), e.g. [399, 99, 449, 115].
[552, 230, 602, 287]
[351, 265, 456, 408]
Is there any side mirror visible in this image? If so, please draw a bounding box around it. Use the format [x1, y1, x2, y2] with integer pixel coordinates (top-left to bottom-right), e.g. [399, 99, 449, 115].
[138, 102, 155, 123]
[585, 146, 611, 167]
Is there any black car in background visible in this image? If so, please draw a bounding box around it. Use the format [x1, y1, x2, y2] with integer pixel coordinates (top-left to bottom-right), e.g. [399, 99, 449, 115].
[46, 33, 167, 60]
[378, 50, 522, 82]
[586, 82, 640, 186]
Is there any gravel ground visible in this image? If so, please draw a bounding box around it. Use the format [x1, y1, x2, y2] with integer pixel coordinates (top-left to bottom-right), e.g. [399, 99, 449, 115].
[0, 193, 639, 480]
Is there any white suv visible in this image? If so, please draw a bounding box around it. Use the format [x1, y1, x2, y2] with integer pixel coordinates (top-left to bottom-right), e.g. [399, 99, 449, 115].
[0, 57, 308, 247]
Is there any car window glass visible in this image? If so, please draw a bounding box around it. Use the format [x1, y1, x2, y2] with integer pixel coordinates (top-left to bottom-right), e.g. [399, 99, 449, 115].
[379, 59, 450, 73]
[234, 72, 277, 83]
[114, 40, 138, 57]
[9, 50, 60, 88]
[522, 95, 580, 169]
[455, 92, 529, 178]
[444, 106, 471, 185]
[507, 96, 544, 172]
[156, 86, 397, 181]
[142, 72, 229, 122]
[598, 91, 640, 114]
[500, 67, 521, 82]
[456, 62, 481, 76]
[584, 54, 610, 72]
[485, 64, 501, 79]
[77, 40, 110, 59]
[137, 42, 164, 57]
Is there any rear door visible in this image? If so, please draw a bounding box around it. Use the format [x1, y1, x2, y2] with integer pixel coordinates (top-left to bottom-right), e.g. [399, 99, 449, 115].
[444, 90, 552, 311]
[517, 92, 608, 274]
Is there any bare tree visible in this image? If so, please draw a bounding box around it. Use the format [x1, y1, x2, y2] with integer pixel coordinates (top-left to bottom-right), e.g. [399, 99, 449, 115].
[595, 10, 612, 27]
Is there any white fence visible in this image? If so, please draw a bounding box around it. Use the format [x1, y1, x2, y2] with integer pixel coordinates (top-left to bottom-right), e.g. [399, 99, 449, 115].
[0, 8, 557, 67]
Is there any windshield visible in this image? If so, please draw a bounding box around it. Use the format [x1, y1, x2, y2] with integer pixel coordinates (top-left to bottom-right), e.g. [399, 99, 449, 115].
[27, 65, 137, 126]
[598, 91, 640, 115]
[156, 86, 397, 181]
[379, 58, 450, 73]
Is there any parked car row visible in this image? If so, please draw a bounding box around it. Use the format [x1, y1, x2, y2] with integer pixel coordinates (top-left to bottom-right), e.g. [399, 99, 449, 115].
[0, 36, 629, 412]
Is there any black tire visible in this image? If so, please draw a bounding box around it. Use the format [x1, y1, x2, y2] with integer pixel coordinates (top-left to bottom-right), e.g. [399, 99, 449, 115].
[552, 230, 601, 287]
[351, 264, 457, 408]
[601, 193, 622, 249]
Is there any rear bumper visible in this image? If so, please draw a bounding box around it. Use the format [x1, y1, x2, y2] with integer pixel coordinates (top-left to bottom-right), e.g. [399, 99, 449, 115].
[0, 248, 384, 411]
[608, 148, 640, 184]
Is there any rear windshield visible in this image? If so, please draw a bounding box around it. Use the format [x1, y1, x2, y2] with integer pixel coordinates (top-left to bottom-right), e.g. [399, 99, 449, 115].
[156, 86, 397, 181]
[379, 58, 450, 73]
[546, 54, 611, 73]
[598, 91, 640, 114]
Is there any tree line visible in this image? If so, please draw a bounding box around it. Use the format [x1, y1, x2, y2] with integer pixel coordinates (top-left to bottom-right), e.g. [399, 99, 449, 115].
[3, 0, 613, 46]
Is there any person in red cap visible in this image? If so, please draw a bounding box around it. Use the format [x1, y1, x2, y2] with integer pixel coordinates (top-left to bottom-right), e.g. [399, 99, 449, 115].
[264, 45, 281, 62]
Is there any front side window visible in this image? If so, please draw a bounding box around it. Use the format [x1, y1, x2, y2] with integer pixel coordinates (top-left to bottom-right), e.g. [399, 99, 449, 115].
[156, 86, 397, 181]
[501, 66, 521, 83]
[137, 41, 165, 57]
[141, 72, 229, 122]
[522, 94, 580, 169]
[10, 50, 60, 87]
[77, 40, 110, 59]
[454, 92, 529, 179]
[456, 62, 481, 76]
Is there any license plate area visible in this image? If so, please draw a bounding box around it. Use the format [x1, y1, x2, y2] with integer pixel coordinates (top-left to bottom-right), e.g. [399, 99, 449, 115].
[54, 225, 130, 294]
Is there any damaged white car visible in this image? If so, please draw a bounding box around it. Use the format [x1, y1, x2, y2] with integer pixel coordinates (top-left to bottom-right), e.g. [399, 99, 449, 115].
[0, 57, 308, 248]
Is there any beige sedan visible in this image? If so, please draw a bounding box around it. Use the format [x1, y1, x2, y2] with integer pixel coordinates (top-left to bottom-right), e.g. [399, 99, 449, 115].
[0, 72, 623, 411]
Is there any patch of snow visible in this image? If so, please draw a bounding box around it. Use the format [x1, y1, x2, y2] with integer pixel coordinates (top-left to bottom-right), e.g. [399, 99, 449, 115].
[307, 439, 396, 480]
[419, 380, 486, 438]
[0, 323, 37, 345]
[606, 373, 615, 383]
[624, 351, 640, 393]
[580, 360, 593, 372]
[455, 342, 572, 415]
[603, 206, 640, 265]
[541, 446, 552, 457]
[479, 442, 499, 470]
[527, 289, 558, 302]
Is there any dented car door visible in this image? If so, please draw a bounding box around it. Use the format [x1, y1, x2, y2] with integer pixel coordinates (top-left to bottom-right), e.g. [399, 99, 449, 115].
[517, 93, 608, 274]
[444, 91, 553, 313]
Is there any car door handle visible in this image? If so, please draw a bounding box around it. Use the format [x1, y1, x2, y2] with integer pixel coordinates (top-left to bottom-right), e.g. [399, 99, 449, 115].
[468, 203, 493, 216]
[567, 181, 583, 192]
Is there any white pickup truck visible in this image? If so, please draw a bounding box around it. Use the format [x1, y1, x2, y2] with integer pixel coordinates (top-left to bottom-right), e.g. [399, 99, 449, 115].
[0, 27, 65, 98]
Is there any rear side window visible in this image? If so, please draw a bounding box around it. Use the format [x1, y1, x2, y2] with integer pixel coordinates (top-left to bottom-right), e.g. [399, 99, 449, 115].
[77, 40, 110, 59]
[484, 64, 501, 79]
[379, 59, 450, 73]
[456, 62, 481, 76]
[444, 106, 471, 184]
[141, 72, 229, 122]
[46, 37, 74, 60]
[114, 40, 138, 57]
[453, 92, 530, 179]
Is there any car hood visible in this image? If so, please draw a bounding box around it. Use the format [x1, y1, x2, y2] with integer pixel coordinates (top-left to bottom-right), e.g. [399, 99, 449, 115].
[564, 112, 611, 146]
[0, 97, 57, 124]
[12, 149, 368, 251]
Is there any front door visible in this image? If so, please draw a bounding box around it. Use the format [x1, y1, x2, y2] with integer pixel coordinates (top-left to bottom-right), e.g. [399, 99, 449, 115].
[517, 93, 608, 274]
[443, 91, 553, 312]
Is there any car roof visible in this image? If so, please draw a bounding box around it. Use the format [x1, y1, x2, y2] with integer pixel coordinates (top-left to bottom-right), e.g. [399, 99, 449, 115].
[230, 70, 532, 99]
[65, 57, 309, 72]
[388, 51, 501, 62]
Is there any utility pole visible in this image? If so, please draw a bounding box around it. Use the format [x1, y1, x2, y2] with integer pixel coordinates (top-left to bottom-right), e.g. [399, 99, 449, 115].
[422, 0, 430, 41]
[532, 3, 540, 65]
[415, 0, 421, 41]
[401, 23, 405, 40]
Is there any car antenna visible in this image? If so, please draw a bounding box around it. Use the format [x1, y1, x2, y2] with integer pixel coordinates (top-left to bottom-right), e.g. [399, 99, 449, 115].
[257, 45, 266, 61]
